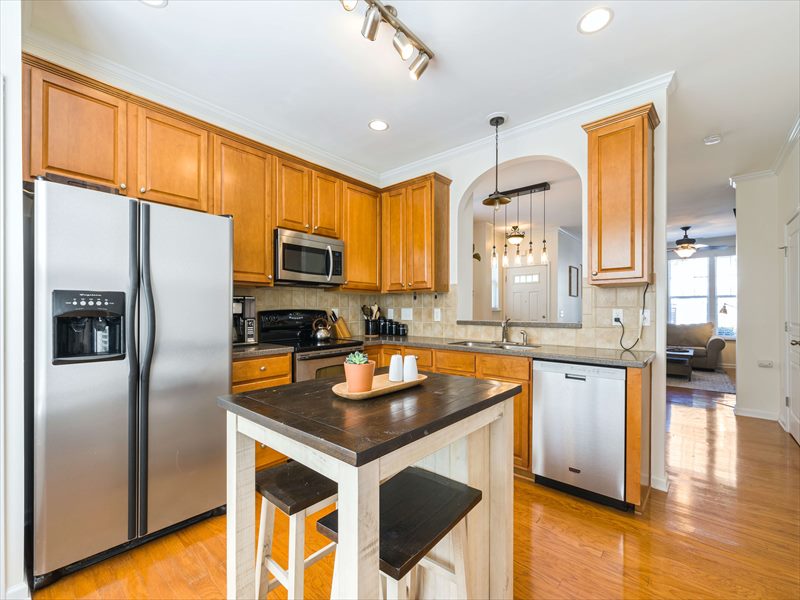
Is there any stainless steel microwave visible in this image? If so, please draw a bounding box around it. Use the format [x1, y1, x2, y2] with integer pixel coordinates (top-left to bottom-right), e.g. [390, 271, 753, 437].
[274, 228, 345, 286]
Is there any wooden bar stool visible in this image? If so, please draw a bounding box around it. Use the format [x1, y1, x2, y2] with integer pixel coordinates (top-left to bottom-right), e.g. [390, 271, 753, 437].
[317, 466, 482, 600]
[255, 460, 338, 600]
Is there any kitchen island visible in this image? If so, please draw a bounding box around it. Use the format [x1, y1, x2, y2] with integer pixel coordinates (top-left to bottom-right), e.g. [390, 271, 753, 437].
[218, 370, 520, 599]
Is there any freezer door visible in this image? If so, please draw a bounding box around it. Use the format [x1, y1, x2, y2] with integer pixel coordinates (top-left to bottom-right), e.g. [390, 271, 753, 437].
[32, 180, 137, 575]
[139, 202, 231, 535]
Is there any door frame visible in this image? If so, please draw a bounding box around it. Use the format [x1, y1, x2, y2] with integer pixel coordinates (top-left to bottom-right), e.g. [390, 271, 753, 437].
[782, 209, 800, 438]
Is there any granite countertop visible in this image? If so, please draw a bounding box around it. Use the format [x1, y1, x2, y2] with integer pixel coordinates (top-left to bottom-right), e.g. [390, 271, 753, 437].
[357, 335, 655, 368]
[232, 343, 294, 360]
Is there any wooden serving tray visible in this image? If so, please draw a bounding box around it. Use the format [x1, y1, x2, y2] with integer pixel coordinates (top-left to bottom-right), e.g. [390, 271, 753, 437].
[332, 373, 427, 400]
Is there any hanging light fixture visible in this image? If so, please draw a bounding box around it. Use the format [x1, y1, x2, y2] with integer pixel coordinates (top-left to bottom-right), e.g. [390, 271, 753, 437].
[490, 207, 498, 268]
[540, 188, 549, 265]
[506, 193, 525, 245]
[502, 204, 509, 268]
[482, 115, 511, 209]
[526, 190, 535, 265]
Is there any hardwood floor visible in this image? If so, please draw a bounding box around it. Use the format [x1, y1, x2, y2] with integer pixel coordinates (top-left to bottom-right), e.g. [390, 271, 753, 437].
[35, 388, 799, 599]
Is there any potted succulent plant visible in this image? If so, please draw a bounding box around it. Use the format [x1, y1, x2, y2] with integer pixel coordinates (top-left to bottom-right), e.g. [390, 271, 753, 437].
[343, 351, 375, 393]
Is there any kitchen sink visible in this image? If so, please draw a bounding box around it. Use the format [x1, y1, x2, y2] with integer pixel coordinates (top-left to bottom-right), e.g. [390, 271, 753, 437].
[449, 341, 498, 348]
[449, 340, 541, 350]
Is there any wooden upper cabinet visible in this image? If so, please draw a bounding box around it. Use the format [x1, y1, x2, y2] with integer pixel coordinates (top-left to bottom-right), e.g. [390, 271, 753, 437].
[311, 171, 342, 238]
[342, 182, 380, 291]
[382, 187, 407, 292]
[583, 104, 658, 286]
[213, 135, 274, 285]
[381, 173, 450, 293]
[406, 179, 434, 290]
[275, 158, 311, 233]
[135, 107, 209, 211]
[29, 67, 127, 192]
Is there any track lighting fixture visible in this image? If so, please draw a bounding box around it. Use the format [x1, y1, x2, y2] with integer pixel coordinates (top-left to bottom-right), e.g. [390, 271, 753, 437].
[344, 0, 435, 79]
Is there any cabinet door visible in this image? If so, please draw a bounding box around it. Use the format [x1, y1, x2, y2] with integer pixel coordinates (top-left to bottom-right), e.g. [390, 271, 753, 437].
[29, 68, 127, 192]
[381, 187, 406, 292]
[342, 182, 380, 291]
[275, 158, 311, 232]
[585, 107, 655, 285]
[311, 171, 342, 238]
[405, 180, 434, 290]
[213, 136, 273, 284]
[512, 381, 531, 470]
[136, 108, 209, 211]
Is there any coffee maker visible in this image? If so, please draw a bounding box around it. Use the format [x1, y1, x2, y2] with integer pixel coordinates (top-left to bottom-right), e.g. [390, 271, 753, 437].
[232, 296, 256, 345]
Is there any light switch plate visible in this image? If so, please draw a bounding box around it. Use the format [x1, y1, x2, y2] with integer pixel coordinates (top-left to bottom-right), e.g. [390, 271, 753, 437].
[641, 309, 651, 326]
[433, 308, 442, 322]
[612, 308, 623, 326]
[387, 308, 394, 319]
[401, 307, 413, 321]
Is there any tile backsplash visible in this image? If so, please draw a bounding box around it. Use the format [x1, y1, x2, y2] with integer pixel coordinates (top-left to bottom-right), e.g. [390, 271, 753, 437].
[236, 280, 656, 352]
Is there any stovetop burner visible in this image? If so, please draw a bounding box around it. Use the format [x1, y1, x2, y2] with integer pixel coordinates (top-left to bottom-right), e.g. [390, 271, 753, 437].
[257, 309, 363, 355]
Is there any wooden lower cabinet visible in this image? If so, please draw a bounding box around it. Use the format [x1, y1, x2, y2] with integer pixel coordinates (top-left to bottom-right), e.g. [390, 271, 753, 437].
[231, 354, 292, 469]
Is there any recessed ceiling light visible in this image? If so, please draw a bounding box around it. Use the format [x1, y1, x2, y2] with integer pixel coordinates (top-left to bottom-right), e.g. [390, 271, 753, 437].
[578, 7, 613, 34]
[139, 0, 168, 7]
[703, 134, 723, 146]
[368, 119, 389, 132]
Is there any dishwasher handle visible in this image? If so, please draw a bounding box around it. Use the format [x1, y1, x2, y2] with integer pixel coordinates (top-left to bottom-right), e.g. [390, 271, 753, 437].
[565, 373, 587, 381]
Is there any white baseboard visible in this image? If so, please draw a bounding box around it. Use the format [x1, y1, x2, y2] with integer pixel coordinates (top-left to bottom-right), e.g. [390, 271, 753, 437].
[651, 474, 670, 492]
[4, 582, 31, 600]
[733, 407, 779, 421]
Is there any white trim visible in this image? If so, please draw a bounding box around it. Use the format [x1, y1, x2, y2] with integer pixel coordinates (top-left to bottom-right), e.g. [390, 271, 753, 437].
[21, 31, 381, 185]
[773, 115, 800, 174]
[3, 582, 30, 600]
[651, 475, 670, 493]
[730, 169, 776, 184]
[733, 407, 779, 421]
[379, 71, 676, 185]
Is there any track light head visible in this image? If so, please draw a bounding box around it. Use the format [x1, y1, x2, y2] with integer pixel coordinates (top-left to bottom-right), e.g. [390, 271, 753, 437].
[408, 51, 430, 80]
[392, 30, 414, 61]
[361, 5, 382, 41]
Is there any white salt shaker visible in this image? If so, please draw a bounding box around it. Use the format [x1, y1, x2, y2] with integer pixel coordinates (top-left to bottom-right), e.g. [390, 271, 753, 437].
[389, 354, 404, 382]
[403, 354, 418, 382]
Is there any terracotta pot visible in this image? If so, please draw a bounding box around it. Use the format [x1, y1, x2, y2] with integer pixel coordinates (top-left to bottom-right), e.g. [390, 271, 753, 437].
[344, 360, 375, 393]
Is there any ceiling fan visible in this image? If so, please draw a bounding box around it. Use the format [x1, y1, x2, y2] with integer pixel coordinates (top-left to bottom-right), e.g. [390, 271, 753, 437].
[669, 226, 714, 258]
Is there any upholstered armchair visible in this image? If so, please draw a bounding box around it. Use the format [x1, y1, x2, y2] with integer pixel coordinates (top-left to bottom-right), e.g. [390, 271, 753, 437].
[667, 322, 727, 370]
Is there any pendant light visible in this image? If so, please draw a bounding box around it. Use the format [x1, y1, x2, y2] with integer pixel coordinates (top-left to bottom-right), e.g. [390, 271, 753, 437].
[540, 188, 549, 265]
[527, 190, 535, 265]
[490, 206, 498, 268]
[506, 192, 525, 245]
[502, 204, 509, 268]
[482, 115, 511, 209]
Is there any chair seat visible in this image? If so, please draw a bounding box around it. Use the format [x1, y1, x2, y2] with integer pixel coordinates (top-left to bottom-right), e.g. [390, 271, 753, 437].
[255, 461, 337, 516]
[316, 467, 482, 580]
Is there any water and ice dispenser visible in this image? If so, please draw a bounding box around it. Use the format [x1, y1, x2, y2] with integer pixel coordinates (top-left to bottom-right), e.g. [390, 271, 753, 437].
[52, 290, 126, 364]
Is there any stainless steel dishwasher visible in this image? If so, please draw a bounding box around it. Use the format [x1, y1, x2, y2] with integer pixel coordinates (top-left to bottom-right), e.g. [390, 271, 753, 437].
[532, 361, 627, 507]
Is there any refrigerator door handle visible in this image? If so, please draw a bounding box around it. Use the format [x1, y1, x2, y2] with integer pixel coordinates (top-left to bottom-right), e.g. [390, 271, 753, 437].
[138, 203, 156, 536]
[127, 200, 139, 540]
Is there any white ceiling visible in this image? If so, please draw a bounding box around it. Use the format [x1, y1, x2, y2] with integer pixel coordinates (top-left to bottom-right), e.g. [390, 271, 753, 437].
[24, 1, 800, 239]
[471, 159, 581, 238]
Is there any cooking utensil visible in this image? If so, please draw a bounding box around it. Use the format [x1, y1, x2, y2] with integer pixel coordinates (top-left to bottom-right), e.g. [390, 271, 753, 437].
[312, 317, 332, 341]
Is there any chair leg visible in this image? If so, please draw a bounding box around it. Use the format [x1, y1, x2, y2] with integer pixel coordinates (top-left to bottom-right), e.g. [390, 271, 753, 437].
[255, 497, 276, 600]
[287, 510, 306, 600]
[452, 520, 468, 599]
[385, 573, 410, 600]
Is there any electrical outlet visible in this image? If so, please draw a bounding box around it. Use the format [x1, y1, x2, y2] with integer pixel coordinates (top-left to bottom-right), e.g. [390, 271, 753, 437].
[612, 308, 623, 326]
[433, 308, 442, 322]
[387, 308, 394, 319]
[641, 309, 651, 326]
[401, 307, 413, 321]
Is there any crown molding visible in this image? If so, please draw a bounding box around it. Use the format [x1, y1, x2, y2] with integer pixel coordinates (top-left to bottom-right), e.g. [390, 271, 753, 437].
[21, 31, 381, 185]
[379, 71, 675, 186]
[772, 114, 800, 174]
[729, 169, 776, 185]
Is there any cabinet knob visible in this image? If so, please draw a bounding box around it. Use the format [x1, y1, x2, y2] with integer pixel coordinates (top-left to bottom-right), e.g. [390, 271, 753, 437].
[344, 280, 348, 285]
[140, 187, 146, 194]
[268, 275, 273, 280]
[119, 183, 127, 190]
[259, 366, 266, 371]
[305, 223, 310, 229]
[259, 443, 266, 448]
[592, 271, 598, 276]
[313, 225, 319, 230]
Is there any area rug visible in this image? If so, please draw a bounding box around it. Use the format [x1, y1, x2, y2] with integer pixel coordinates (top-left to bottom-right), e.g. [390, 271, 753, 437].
[667, 369, 736, 394]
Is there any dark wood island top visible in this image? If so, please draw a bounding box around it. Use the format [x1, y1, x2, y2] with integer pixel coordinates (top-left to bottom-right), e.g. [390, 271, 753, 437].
[218, 369, 521, 466]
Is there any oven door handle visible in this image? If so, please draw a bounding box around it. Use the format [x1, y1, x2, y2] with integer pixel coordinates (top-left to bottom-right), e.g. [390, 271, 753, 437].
[296, 350, 355, 361]
[326, 245, 333, 282]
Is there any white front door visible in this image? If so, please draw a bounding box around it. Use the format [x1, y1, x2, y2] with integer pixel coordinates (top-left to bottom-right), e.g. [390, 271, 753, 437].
[505, 265, 549, 321]
[785, 212, 800, 444]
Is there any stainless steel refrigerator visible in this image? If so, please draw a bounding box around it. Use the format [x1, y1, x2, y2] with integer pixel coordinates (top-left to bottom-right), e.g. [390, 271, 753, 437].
[27, 179, 231, 587]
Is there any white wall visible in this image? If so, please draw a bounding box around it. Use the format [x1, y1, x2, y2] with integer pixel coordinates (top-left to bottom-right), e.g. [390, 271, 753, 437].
[1, 1, 30, 598]
[556, 229, 581, 323]
[472, 221, 493, 320]
[380, 73, 673, 491]
[735, 175, 783, 420]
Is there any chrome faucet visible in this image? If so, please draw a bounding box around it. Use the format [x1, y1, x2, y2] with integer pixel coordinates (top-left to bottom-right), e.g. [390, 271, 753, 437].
[500, 317, 511, 343]
[520, 330, 528, 345]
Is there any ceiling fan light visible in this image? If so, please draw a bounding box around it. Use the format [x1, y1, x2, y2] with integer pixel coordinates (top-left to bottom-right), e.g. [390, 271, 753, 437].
[408, 51, 430, 80]
[674, 246, 696, 258]
[392, 30, 414, 61]
[361, 5, 382, 41]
